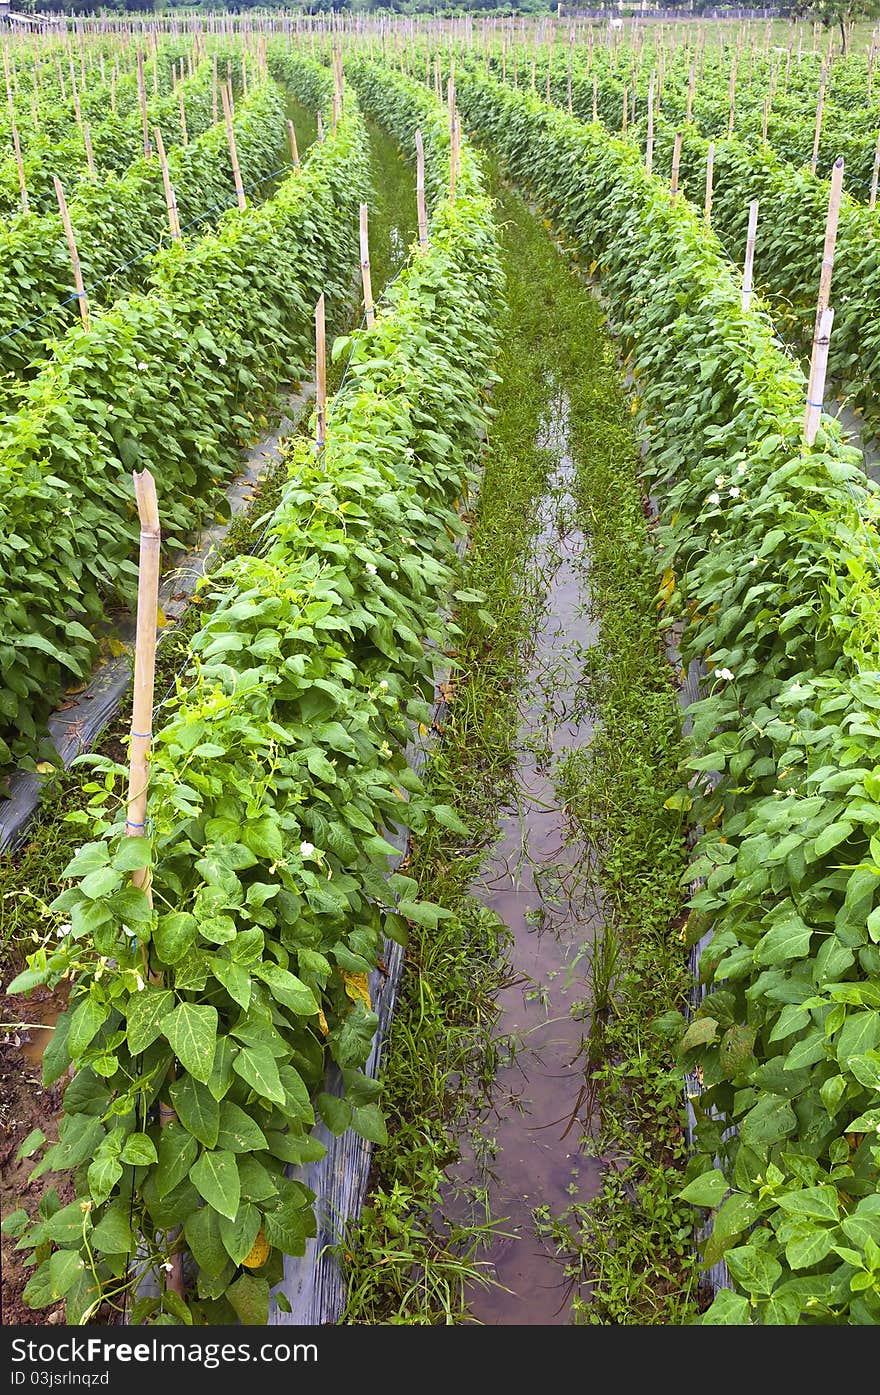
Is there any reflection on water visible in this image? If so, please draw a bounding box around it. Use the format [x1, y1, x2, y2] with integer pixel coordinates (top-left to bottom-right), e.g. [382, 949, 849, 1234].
[444, 390, 607, 1324]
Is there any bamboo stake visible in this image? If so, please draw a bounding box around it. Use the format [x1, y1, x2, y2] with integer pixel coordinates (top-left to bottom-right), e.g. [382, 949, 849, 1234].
[804, 306, 835, 445]
[704, 139, 715, 223]
[592, 72, 598, 122]
[727, 58, 737, 137]
[741, 198, 759, 311]
[670, 129, 683, 201]
[869, 127, 880, 211]
[686, 56, 696, 121]
[221, 82, 245, 211]
[317, 109, 324, 142]
[82, 120, 95, 177]
[646, 71, 655, 175]
[110, 67, 116, 114]
[415, 127, 428, 251]
[762, 95, 770, 145]
[815, 156, 844, 333]
[811, 65, 826, 175]
[154, 127, 180, 239]
[212, 53, 218, 123]
[288, 118, 300, 168]
[315, 293, 326, 449]
[125, 470, 185, 1302]
[136, 49, 150, 158]
[622, 84, 628, 134]
[178, 89, 188, 145]
[359, 203, 374, 329]
[11, 119, 28, 216]
[53, 176, 89, 331]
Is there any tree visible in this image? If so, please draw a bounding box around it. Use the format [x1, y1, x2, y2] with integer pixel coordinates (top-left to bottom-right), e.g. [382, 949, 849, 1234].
[783, 0, 880, 55]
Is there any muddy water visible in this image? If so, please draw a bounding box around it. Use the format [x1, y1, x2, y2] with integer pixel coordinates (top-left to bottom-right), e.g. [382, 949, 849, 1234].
[446, 390, 606, 1324]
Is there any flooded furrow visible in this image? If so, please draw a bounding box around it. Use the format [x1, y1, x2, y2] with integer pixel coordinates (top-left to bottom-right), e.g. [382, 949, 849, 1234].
[444, 388, 608, 1324]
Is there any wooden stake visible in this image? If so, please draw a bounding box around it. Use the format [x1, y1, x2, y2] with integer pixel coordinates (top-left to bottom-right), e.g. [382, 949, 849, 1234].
[125, 470, 160, 866]
[646, 72, 655, 175]
[622, 84, 628, 134]
[317, 109, 324, 142]
[741, 199, 759, 311]
[136, 49, 150, 158]
[288, 118, 300, 168]
[359, 203, 374, 329]
[11, 119, 28, 216]
[686, 56, 696, 122]
[315, 293, 326, 449]
[154, 127, 180, 239]
[811, 65, 826, 175]
[178, 89, 188, 145]
[815, 156, 844, 333]
[762, 95, 770, 145]
[670, 129, 683, 201]
[212, 53, 218, 123]
[415, 127, 428, 251]
[870, 128, 880, 211]
[804, 306, 834, 445]
[53, 176, 89, 331]
[704, 140, 715, 223]
[221, 82, 245, 211]
[592, 72, 598, 122]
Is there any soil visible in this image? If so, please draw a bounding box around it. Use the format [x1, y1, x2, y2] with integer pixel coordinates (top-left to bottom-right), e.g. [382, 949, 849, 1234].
[1, 983, 70, 1325]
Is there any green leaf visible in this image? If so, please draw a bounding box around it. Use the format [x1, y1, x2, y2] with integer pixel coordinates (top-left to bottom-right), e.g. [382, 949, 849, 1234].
[216, 1100, 268, 1153]
[837, 1011, 880, 1066]
[680, 1016, 719, 1051]
[777, 1186, 840, 1222]
[397, 899, 454, 929]
[255, 962, 318, 1015]
[189, 1150, 241, 1221]
[848, 1051, 880, 1091]
[163, 1003, 218, 1083]
[62, 842, 109, 879]
[232, 1043, 285, 1105]
[126, 988, 175, 1055]
[317, 1092, 352, 1135]
[351, 1103, 387, 1145]
[724, 1244, 783, 1295]
[210, 957, 252, 1011]
[219, 1202, 261, 1266]
[90, 1201, 135, 1256]
[184, 1205, 228, 1277]
[432, 804, 470, 836]
[170, 1073, 220, 1149]
[16, 1127, 46, 1161]
[154, 912, 198, 965]
[156, 1122, 200, 1200]
[678, 1169, 729, 1208]
[263, 1191, 312, 1257]
[785, 1227, 836, 1270]
[227, 1271, 269, 1325]
[814, 822, 853, 857]
[1, 1209, 30, 1237]
[49, 1249, 85, 1300]
[700, 1290, 753, 1324]
[87, 1154, 123, 1207]
[68, 996, 109, 1057]
[755, 917, 813, 965]
[113, 839, 153, 872]
[120, 1132, 158, 1167]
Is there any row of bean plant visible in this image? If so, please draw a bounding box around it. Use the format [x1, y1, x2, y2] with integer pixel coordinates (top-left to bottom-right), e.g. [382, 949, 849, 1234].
[3, 56, 503, 1328]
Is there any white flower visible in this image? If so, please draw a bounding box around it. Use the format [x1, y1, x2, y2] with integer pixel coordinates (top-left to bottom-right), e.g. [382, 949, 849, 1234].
[717, 667, 735, 682]
[135, 972, 145, 992]
[707, 492, 720, 505]
[137, 361, 148, 372]
[714, 475, 725, 487]
[379, 680, 388, 691]
[737, 462, 747, 475]
[163, 1262, 174, 1273]
[365, 563, 377, 576]
[750, 555, 759, 565]
[729, 486, 740, 498]
[300, 840, 315, 857]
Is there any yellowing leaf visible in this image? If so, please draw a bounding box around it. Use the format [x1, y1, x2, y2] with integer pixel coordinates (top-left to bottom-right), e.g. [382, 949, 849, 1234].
[107, 637, 128, 658]
[156, 606, 169, 629]
[242, 1228, 270, 1269]
[36, 761, 56, 775]
[317, 1008, 328, 1037]
[657, 567, 676, 609]
[342, 971, 371, 1010]
[588, 258, 598, 275]
[418, 723, 428, 738]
